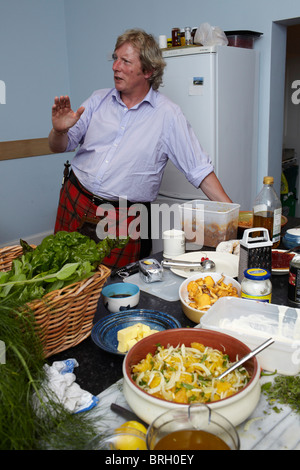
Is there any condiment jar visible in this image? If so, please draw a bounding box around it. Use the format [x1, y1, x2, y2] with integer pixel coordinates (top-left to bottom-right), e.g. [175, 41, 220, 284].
[288, 253, 300, 306]
[172, 28, 181, 47]
[185, 27, 192, 45]
[241, 268, 272, 303]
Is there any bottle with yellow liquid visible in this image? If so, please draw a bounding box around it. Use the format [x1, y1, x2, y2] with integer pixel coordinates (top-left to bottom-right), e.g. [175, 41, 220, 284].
[252, 176, 282, 248]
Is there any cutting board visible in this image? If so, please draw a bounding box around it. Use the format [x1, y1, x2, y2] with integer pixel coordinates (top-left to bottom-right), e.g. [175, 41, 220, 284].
[123, 269, 183, 301]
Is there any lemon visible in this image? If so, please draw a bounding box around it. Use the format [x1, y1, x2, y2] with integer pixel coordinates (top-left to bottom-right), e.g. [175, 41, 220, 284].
[117, 420, 147, 434]
[114, 420, 147, 450]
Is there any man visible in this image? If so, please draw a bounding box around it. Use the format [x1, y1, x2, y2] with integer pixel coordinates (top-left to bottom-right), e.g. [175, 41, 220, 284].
[49, 29, 232, 269]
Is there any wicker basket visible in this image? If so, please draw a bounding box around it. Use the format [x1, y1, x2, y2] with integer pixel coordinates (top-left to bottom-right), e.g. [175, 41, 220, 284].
[0, 245, 111, 357]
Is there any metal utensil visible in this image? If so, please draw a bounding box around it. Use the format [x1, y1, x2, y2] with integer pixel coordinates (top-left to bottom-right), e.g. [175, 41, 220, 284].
[161, 258, 216, 272]
[216, 337, 274, 381]
[201, 259, 216, 272]
[285, 245, 300, 254]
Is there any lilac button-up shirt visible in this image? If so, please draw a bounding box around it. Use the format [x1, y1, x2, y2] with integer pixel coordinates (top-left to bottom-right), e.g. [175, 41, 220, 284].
[67, 87, 214, 202]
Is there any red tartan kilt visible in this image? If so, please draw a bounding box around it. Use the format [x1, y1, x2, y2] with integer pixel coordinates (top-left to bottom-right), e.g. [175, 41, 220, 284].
[54, 178, 141, 269]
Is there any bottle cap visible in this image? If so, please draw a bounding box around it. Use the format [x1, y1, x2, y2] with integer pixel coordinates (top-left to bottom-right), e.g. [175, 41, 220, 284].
[243, 268, 271, 280]
[263, 176, 274, 185]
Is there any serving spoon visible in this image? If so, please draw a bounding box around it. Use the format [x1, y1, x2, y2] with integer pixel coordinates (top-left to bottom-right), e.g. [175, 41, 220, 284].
[216, 337, 274, 381]
[161, 258, 216, 272]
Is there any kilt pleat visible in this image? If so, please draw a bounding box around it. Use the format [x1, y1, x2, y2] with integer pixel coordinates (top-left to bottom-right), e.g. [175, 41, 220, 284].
[54, 177, 141, 269]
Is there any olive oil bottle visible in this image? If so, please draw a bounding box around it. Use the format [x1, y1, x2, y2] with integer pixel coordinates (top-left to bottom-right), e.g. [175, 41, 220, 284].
[252, 176, 282, 248]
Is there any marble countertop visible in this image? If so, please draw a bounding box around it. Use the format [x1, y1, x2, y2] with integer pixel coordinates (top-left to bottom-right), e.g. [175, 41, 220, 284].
[89, 375, 300, 450]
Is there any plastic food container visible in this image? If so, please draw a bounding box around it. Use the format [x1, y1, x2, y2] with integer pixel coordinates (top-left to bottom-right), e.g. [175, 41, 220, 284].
[227, 35, 254, 49]
[179, 200, 240, 248]
[198, 296, 300, 375]
[225, 30, 263, 49]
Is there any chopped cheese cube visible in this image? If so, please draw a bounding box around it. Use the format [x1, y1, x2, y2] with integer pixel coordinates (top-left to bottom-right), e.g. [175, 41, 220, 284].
[117, 341, 128, 353]
[127, 338, 138, 350]
[117, 323, 159, 353]
[142, 329, 157, 338]
[117, 323, 142, 343]
[140, 324, 151, 333]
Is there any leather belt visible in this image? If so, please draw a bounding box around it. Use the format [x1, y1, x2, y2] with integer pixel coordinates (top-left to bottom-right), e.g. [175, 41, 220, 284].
[69, 171, 124, 207]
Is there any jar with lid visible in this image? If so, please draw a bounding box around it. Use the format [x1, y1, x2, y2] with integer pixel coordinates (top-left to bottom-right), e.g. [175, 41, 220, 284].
[241, 268, 272, 303]
[288, 253, 300, 306]
[185, 27, 192, 45]
[180, 29, 186, 46]
[252, 176, 282, 248]
[172, 28, 181, 47]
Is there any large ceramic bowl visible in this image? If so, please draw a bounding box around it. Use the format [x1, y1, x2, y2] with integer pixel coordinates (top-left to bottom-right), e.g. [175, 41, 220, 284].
[179, 272, 241, 323]
[123, 328, 261, 427]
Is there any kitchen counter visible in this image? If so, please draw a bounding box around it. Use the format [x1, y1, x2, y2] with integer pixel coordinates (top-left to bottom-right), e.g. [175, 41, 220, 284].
[50, 217, 300, 450]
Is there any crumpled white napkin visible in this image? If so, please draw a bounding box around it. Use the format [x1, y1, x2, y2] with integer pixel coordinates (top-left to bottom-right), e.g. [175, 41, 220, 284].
[216, 240, 240, 255]
[42, 359, 99, 414]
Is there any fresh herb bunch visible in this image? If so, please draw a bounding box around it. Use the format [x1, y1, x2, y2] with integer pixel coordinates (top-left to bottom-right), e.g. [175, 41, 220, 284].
[0, 231, 128, 306]
[0, 304, 100, 450]
[262, 375, 300, 414]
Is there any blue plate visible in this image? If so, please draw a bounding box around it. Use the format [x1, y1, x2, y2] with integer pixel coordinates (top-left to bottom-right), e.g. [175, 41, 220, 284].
[91, 309, 181, 355]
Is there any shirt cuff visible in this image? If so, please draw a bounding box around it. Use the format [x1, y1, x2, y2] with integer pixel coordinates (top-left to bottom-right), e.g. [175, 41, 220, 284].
[186, 163, 215, 188]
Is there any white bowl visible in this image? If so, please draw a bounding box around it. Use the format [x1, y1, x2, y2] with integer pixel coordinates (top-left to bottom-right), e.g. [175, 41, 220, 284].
[179, 272, 241, 323]
[123, 328, 261, 427]
[101, 282, 140, 313]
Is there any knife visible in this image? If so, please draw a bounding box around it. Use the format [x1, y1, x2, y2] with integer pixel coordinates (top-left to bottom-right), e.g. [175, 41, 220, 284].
[110, 403, 148, 428]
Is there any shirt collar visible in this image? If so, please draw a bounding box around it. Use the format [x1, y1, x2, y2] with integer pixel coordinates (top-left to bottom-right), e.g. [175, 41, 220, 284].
[112, 87, 156, 109]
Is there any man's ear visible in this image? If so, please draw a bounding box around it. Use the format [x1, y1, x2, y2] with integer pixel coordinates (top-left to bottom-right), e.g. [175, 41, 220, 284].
[144, 69, 154, 80]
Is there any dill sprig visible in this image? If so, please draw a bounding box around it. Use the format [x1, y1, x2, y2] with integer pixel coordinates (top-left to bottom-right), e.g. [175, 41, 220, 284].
[0, 302, 100, 450]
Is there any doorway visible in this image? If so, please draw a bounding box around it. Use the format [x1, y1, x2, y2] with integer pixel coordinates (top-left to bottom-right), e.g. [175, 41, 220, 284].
[282, 23, 300, 217]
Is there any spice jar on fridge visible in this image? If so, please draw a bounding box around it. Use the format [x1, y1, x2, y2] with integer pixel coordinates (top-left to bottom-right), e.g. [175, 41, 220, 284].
[172, 28, 181, 47]
[241, 268, 272, 303]
[185, 27, 192, 45]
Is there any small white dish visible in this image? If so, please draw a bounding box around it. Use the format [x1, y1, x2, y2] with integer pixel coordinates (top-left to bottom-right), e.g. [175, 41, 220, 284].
[101, 282, 140, 313]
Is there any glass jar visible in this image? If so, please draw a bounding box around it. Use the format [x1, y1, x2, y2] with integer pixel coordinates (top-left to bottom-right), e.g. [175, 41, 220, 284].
[172, 28, 181, 47]
[241, 268, 272, 303]
[185, 27, 192, 45]
[288, 253, 300, 306]
[252, 176, 282, 248]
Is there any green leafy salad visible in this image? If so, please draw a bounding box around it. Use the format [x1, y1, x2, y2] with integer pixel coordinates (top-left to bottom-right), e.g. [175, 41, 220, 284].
[0, 231, 127, 306]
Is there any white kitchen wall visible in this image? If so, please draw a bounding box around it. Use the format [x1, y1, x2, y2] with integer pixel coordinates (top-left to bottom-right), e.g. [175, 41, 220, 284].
[1, 0, 300, 246]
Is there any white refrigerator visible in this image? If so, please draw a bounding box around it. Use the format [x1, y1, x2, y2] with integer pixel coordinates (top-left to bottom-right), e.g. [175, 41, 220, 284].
[151, 45, 259, 253]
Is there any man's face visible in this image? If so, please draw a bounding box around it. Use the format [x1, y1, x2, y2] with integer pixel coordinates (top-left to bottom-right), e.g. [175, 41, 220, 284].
[112, 42, 151, 98]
